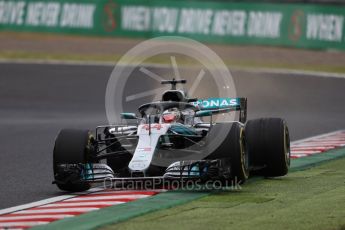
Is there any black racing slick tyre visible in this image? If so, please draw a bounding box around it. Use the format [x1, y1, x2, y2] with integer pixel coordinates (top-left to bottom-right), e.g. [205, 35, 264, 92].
[53, 129, 94, 192]
[228, 122, 249, 184]
[245, 118, 290, 177]
[207, 122, 249, 184]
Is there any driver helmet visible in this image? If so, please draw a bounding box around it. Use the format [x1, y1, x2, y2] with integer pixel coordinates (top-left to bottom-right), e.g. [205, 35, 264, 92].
[162, 108, 181, 123]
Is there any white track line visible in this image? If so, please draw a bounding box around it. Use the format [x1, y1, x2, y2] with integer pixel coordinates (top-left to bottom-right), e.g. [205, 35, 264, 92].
[291, 153, 308, 157]
[0, 221, 49, 226]
[16, 208, 99, 214]
[291, 150, 320, 154]
[41, 202, 124, 207]
[1, 59, 345, 79]
[0, 59, 115, 66]
[239, 66, 345, 79]
[292, 144, 344, 147]
[91, 189, 164, 194]
[67, 194, 150, 201]
[0, 228, 22, 230]
[0, 215, 73, 221]
[298, 141, 345, 144]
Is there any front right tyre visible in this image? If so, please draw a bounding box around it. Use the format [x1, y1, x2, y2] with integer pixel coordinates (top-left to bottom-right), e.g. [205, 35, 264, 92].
[53, 129, 94, 192]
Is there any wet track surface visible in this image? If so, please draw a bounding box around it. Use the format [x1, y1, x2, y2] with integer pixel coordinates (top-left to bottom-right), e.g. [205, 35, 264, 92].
[1, 62, 345, 209]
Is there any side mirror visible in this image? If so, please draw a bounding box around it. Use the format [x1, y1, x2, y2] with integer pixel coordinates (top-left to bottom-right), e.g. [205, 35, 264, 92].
[195, 110, 212, 117]
[120, 113, 137, 120]
[187, 98, 198, 103]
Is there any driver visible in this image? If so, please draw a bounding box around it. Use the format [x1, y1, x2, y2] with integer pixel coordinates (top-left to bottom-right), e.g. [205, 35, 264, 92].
[162, 108, 199, 136]
[162, 108, 182, 123]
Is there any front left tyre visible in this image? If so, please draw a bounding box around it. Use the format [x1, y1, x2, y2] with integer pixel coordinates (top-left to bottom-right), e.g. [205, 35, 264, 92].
[245, 118, 290, 177]
[206, 122, 249, 184]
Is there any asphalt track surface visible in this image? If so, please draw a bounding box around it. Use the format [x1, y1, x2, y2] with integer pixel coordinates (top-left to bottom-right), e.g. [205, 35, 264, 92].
[1, 62, 345, 209]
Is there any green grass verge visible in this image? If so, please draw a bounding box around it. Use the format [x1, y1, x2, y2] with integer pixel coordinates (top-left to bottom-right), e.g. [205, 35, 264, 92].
[1, 50, 345, 75]
[102, 156, 345, 230]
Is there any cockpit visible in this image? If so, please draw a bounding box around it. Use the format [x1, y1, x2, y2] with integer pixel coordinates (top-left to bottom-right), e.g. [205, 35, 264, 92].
[139, 104, 196, 127]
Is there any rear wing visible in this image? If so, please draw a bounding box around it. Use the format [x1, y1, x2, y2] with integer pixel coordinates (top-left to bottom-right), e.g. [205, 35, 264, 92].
[190, 97, 247, 123]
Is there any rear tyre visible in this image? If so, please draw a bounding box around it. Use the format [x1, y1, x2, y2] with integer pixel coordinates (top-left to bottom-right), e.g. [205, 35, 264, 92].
[206, 122, 249, 184]
[53, 129, 94, 192]
[245, 118, 290, 177]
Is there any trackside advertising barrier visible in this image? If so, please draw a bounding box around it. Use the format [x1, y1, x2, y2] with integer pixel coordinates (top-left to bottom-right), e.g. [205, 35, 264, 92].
[1, 0, 345, 50]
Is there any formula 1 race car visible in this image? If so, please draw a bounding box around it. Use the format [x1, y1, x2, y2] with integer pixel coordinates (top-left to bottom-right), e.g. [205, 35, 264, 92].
[53, 79, 290, 192]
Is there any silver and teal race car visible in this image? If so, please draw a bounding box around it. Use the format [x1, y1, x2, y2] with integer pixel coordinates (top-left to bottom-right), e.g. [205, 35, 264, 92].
[53, 79, 290, 191]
